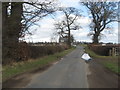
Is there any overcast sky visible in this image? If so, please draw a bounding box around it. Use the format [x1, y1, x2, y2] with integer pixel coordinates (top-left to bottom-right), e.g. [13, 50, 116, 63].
[23, 0, 119, 43]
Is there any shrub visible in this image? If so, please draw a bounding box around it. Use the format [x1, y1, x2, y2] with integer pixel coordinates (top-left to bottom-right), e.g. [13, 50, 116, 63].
[29, 45, 67, 59]
[88, 44, 111, 56]
[3, 42, 68, 65]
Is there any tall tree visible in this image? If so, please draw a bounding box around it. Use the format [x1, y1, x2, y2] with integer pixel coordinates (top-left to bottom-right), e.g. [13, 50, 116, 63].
[2, 2, 23, 60]
[2, 0, 56, 62]
[54, 7, 81, 47]
[82, 2, 118, 44]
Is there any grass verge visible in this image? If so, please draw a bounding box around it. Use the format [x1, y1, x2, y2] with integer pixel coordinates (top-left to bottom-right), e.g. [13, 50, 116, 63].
[82, 44, 119, 74]
[83, 44, 117, 59]
[2, 47, 75, 82]
[102, 61, 119, 74]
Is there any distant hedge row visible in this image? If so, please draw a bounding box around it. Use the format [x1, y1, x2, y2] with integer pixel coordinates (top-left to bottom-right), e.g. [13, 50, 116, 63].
[88, 44, 111, 56]
[3, 42, 69, 65]
[29, 45, 68, 59]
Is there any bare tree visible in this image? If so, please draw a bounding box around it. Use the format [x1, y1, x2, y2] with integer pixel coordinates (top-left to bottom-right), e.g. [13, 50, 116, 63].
[54, 20, 68, 38]
[21, 0, 56, 37]
[54, 7, 81, 47]
[2, 0, 56, 62]
[82, 2, 118, 44]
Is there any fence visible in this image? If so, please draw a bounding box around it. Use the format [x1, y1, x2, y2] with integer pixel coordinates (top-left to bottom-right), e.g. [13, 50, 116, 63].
[88, 44, 120, 56]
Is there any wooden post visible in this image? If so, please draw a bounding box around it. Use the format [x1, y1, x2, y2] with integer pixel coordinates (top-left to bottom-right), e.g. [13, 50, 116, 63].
[109, 49, 112, 56]
[112, 47, 116, 56]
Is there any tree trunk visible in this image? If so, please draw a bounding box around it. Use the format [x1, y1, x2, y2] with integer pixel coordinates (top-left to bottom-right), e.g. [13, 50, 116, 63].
[10, 2, 23, 60]
[2, 2, 9, 60]
[92, 33, 99, 44]
[2, 2, 23, 63]
[67, 26, 71, 48]
[10, 2, 23, 43]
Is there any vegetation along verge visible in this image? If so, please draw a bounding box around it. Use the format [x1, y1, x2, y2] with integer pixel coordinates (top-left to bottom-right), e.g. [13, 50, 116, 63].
[82, 44, 119, 75]
[2, 47, 75, 82]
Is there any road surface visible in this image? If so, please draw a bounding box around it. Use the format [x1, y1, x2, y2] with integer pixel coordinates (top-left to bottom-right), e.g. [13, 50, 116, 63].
[25, 46, 88, 88]
[3, 46, 118, 88]
[87, 58, 118, 88]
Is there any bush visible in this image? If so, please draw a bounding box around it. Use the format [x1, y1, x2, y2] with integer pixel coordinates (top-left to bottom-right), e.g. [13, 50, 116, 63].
[29, 45, 67, 59]
[3, 42, 31, 65]
[88, 44, 111, 56]
[3, 42, 68, 65]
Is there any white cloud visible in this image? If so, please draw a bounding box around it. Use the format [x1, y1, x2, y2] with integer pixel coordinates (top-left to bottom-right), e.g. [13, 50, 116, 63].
[58, 0, 80, 7]
[71, 27, 91, 42]
[24, 17, 56, 42]
[101, 28, 118, 43]
[76, 16, 92, 27]
[24, 0, 118, 43]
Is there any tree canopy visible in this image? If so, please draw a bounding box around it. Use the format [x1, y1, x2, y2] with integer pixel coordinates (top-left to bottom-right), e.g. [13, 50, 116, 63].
[83, 2, 118, 43]
[54, 7, 81, 47]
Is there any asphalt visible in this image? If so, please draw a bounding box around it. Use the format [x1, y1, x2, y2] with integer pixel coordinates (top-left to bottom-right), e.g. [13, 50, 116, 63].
[87, 58, 119, 88]
[25, 46, 89, 88]
[3, 45, 118, 88]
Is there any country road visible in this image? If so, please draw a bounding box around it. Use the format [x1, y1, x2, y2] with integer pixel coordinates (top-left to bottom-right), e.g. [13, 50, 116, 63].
[3, 46, 118, 88]
[25, 46, 89, 88]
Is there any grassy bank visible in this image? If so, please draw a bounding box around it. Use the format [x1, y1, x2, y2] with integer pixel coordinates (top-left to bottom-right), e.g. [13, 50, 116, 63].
[102, 61, 119, 74]
[81, 44, 119, 74]
[3, 47, 75, 82]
